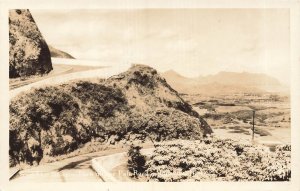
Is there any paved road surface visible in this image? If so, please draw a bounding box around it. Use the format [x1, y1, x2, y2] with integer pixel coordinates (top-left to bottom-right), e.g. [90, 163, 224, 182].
[11, 148, 130, 182]
[11, 143, 154, 182]
[10, 58, 131, 98]
[9, 58, 135, 182]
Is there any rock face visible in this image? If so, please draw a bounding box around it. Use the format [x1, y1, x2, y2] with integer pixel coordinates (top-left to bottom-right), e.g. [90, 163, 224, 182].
[9, 65, 212, 166]
[9, 9, 52, 78]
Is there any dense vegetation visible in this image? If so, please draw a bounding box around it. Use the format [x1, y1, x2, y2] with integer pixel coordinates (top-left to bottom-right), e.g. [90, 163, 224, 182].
[203, 110, 286, 125]
[10, 65, 212, 166]
[9, 9, 52, 78]
[145, 137, 291, 181]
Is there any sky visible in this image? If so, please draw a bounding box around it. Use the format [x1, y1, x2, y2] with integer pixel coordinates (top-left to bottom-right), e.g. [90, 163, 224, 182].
[31, 9, 290, 85]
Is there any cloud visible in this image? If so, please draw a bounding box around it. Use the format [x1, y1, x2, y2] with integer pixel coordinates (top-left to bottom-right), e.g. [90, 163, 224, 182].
[31, 9, 290, 84]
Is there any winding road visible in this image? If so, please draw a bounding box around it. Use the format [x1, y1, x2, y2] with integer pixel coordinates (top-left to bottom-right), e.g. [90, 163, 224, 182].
[11, 148, 127, 182]
[10, 58, 131, 98]
[11, 143, 154, 182]
[9, 58, 132, 182]
[10, 58, 289, 182]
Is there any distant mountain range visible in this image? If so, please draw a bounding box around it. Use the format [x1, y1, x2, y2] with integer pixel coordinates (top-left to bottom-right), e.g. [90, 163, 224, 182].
[49, 45, 75, 59]
[162, 70, 289, 95]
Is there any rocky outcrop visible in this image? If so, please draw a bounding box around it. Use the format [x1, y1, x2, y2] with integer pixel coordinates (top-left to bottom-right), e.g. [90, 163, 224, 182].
[49, 45, 75, 59]
[9, 9, 52, 78]
[9, 65, 212, 166]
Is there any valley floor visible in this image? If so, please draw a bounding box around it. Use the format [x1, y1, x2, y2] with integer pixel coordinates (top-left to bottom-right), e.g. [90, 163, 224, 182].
[188, 93, 291, 147]
[213, 127, 290, 144]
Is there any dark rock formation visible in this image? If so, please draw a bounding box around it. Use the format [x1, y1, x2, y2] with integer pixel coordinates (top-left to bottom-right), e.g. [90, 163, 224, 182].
[9, 65, 212, 166]
[9, 9, 52, 78]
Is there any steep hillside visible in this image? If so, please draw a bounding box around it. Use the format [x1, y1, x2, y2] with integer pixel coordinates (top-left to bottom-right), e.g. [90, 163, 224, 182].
[9, 65, 212, 166]
[162, 70, 286, 95]
[49, 45, 75, 59]
[9, 9, 52, 78]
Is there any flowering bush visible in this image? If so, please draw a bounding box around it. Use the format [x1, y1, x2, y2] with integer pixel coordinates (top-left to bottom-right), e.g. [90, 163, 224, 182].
[146, 137, 291, 181]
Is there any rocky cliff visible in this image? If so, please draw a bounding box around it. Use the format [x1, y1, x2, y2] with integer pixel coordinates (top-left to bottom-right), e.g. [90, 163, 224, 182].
[9, 65, 212, 166]
[9, 9, 52, 78]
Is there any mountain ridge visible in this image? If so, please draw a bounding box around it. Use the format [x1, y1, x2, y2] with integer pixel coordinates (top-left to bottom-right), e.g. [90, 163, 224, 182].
[162, 70, 287, 95]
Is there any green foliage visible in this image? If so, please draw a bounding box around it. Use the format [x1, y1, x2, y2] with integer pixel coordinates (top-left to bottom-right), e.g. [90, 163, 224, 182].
[9, 82, 127, 165]
[70, 81, 127, 119]
[127, 145, 147, 178]
[10, 87, 81, 165]
[146, 137, 291, 181]
[10, 65, 212, 166]
[10, 68, 211, 166]
[203, 109, 285, 126]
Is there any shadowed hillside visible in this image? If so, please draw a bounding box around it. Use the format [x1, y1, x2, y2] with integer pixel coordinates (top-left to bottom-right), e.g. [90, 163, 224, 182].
[9, 64, 212, 166]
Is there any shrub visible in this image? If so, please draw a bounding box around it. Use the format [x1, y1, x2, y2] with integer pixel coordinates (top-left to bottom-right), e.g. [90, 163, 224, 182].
[127, 145, 146, 178]
[9, 87, 81, 165]
[9, 65, 212, 166]
[145, 137, 291, 181]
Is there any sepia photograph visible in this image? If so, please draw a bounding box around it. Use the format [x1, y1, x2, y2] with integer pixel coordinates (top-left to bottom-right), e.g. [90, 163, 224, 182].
[7, 8, 293, 184]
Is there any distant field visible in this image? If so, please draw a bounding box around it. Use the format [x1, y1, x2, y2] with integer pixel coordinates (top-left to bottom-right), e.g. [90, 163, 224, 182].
[186, 93, 291, 145]
[215, 105, 252, 113]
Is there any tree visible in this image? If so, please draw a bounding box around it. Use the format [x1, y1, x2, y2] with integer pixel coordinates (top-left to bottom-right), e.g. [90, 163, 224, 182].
[127, 145, 146, 178]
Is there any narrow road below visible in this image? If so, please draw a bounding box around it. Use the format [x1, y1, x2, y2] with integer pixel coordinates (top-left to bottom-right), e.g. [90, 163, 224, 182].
[11, 143, 154, 182]
[11, 148, 128, 182]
